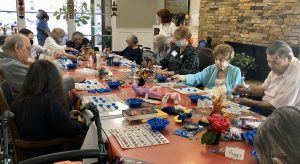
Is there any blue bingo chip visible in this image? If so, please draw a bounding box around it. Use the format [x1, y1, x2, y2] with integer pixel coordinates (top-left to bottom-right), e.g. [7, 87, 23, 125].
[107, 105, 110, 108]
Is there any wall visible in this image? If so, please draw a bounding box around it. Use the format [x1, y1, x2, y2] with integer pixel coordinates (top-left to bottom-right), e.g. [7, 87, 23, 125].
[113, 0, 164, 50]
[116, 0, 163, 28]
[113, 0, 201, 50]
[199, 0, 300, 47]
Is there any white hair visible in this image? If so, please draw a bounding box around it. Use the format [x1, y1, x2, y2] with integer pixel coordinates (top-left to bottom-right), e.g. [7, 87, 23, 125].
[2, 34, 24, 52]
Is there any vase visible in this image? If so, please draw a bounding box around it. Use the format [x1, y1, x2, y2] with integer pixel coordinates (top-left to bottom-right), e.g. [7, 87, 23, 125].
[98, 74, 106, 81]
[212, 133, 221, 145]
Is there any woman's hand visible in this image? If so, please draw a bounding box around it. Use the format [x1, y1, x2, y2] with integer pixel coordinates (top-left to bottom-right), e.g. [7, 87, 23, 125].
[171, 74, 185, 82]
[69, 110, 86, 124]
[157, 69, 174, 77]
[66, 47, 79, 52]
[53, 51, 62, 58]
[104, 48, 112, 53]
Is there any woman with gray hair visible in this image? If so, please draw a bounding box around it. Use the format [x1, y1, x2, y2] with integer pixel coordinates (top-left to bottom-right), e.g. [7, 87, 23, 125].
[153, 34, 171, 61]
[255, 106, 300, 164]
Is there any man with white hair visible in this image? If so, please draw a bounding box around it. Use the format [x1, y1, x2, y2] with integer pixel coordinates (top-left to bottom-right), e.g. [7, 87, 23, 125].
[0, 34, 31, 95]
[0, 34, 82, 108]
[233, 40, 300, 116]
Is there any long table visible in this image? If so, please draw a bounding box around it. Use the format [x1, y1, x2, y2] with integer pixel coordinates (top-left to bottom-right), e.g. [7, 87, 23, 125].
[64, 62, 258, 164]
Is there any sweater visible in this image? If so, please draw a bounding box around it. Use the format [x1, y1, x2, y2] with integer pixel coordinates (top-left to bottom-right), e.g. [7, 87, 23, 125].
[184, 64, 242, 95]
[12, 92, 87, 157]
[114, 47, 143, 65]
[160, 45, 199, 75]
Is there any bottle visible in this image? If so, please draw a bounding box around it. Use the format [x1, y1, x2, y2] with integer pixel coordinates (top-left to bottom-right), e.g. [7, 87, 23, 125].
[96, 53, 101, 68]
[131, 60, 137, 78]
[89, 55, 93, 67]
[108, 54, 113, 67]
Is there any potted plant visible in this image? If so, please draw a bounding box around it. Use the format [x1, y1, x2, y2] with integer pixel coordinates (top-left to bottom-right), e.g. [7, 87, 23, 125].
[231, 53, 256, 78]
[98, 67, 108, 80]
[0, 24, 10, 35]
[201, 114, 230, 145]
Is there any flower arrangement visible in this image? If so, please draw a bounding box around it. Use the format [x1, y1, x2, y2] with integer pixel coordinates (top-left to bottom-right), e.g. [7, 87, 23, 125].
[98, 67, 108, 80]
[201, 114, 231, 145]
[211, 95, 224, 114]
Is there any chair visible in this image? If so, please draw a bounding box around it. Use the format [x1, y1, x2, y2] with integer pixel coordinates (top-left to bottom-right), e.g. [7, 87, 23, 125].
[0, 80, 83, 162]
[0, 70, 14, 106]
[194, 47, 214, 72]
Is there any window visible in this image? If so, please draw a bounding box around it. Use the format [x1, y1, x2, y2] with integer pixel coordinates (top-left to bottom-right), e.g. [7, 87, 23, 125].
[24, 0, 68, 35]
[0, 0, 112, 49]
[74, 0, 112, 50]
[0, 0, 17, 35]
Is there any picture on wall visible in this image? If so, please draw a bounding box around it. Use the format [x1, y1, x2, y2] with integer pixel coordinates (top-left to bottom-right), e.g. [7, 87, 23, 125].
[165, 0, 190, 14]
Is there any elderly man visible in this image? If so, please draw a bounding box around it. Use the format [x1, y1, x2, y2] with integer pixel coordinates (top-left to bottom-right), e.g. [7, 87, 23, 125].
[0, 34, 82, 109]
[233, 40, 300, 116]
[0, 34, 32, 95]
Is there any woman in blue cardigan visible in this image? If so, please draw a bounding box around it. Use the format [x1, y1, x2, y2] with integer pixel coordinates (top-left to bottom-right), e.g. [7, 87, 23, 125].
[172, 44, 241, 95]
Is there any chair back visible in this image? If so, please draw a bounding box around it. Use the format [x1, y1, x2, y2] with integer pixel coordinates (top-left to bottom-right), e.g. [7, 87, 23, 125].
[194, 48, 214, 71]
[0, 80, 24, 161]
[0, 70, 15, 107]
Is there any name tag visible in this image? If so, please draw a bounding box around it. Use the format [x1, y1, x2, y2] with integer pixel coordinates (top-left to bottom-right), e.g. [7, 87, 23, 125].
[162, 95, 169, 103]
[225, 147, 245, 160]
[171, 50, 178, 57]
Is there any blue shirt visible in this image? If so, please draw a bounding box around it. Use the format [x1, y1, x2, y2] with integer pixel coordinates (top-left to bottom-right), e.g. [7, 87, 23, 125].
[184, 64, 242, 95]
[36, 19, 49, 46]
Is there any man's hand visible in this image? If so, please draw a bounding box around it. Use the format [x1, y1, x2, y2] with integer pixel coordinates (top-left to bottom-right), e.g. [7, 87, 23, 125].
[232, 97, 252, 106]
[232, 84, 251, 95]
[171, 74, 185, 82]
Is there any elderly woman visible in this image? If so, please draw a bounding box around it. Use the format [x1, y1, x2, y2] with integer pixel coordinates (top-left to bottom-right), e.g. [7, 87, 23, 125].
[111, 35, 143, 65]
[172, 44, 241, 95]
[44, 28, 78, 54]
[66, 31, 90, 52]
[153, 34, 171, 61]
[11, 59, 87, 158]
[156, 9, 177, 43]
[255, 106, 300, 164]
[159, 26, 199, 76]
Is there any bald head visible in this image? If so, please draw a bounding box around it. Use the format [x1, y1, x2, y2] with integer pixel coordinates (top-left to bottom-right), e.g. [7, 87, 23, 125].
[2, 34, 31, 63]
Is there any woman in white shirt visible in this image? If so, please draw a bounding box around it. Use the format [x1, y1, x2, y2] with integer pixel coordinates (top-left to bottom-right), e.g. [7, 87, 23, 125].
[156, 9, 177, 44]
[44, 28, 78, 54]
